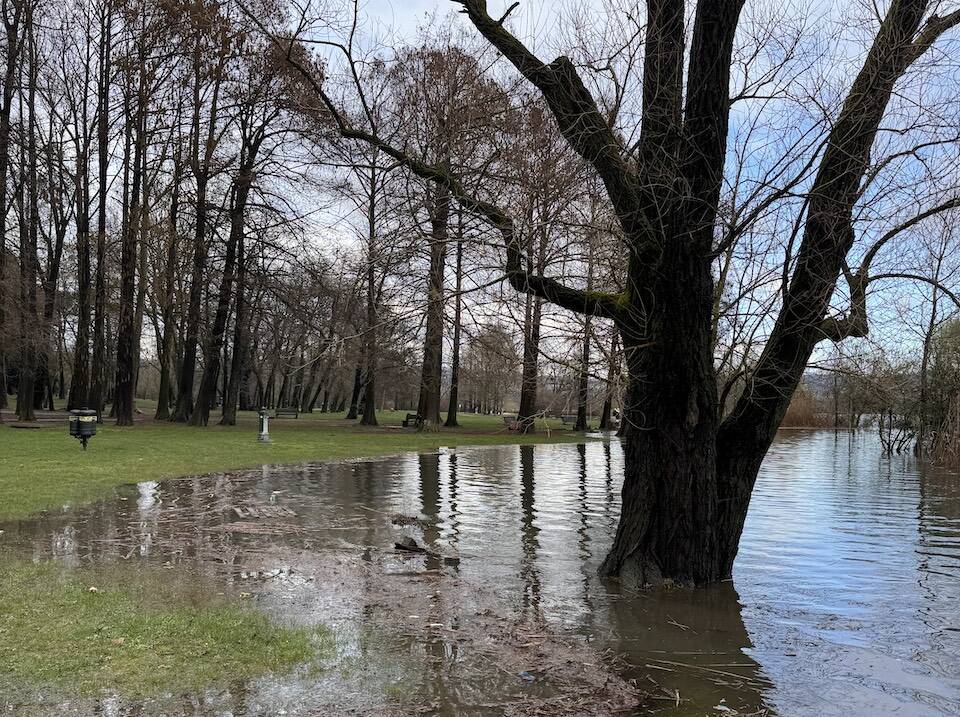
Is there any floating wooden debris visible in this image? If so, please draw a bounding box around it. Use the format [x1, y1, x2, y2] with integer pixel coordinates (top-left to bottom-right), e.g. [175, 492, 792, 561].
[394, 536, 460, 565]
[390, 514, 427, 528]
[238, 567, 297, 581]
[231, 505, 297, 520]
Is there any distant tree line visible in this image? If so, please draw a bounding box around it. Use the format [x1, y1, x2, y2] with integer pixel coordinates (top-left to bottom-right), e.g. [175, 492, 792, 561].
[0, 0, 623, 430]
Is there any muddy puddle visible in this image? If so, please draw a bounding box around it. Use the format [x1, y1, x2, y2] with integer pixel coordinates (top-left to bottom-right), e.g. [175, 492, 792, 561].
[1, 432, 959, 715]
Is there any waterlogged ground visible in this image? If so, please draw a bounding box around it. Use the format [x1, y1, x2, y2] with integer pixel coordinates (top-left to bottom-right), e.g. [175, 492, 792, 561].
[1, 431, 958, 715]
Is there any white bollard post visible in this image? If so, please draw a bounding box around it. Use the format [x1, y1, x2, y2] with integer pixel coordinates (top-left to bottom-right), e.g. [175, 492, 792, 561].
[258, 407, 272, 443]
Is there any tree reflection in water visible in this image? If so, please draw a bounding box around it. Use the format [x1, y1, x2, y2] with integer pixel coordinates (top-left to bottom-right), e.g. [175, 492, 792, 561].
[4, 434, 960, 715]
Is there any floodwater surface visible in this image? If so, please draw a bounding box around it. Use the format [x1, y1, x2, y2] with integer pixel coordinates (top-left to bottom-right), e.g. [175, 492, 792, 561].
[1, 430, 958, 715]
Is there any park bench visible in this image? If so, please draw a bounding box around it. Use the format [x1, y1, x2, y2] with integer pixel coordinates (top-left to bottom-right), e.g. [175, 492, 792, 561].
[503, 415, 517, 430]
[275, 407, 299, 419]
[402, 412, 422, 428]
[560, 415, 577, 424]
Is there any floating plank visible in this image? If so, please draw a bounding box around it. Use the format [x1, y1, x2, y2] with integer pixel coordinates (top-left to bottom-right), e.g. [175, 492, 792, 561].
[231, 505, 297, 520]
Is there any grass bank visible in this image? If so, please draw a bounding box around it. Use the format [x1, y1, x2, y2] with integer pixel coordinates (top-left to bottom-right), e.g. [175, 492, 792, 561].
[0, 407, 585, 521]
[0, 561, 330, 698]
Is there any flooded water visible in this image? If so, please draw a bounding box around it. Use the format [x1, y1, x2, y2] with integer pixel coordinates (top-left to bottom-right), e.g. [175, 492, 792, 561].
[1, 430, 959, 715]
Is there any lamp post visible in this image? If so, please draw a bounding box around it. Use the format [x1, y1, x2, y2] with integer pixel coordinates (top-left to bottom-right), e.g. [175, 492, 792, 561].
[69, 408, 98, 450]
[257, 407, 271, 443]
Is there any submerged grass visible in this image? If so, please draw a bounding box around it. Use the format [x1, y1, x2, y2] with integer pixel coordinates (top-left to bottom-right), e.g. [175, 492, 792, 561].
[0, 561, 330, 698]
[0, 408, 584, 521]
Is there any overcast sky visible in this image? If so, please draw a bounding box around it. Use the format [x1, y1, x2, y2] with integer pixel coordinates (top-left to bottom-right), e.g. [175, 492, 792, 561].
[361, 0, 579, 42]
[364, 0, 456, 35]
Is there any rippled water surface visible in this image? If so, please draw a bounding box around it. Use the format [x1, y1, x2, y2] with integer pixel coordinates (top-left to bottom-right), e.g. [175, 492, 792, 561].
[1, 430, 958, 715]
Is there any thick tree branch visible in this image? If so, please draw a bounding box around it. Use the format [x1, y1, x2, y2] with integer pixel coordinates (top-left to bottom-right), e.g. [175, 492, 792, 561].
[907, 9, 960, 61]
[817, 269, 869, 342]
[636, 0, 683, 173]
[860, 195, 960, 271]
[720, 0, 945, 446]
[819, 269, 960, 343]
[450, 0, 644, 236]
[252, 17, 627, 322]
[870, 272, 960, 310]
[680, 0, 745, 248]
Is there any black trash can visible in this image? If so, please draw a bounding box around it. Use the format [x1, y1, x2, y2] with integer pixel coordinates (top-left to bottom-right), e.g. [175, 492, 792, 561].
[69, 409, 98, 450]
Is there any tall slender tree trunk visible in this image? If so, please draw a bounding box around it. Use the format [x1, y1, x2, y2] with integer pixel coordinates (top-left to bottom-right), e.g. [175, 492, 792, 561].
[0, 0, 23, 412]
[418, 184, 448, 428]
[599, 334, 619, 430]
[68, 145, 91, 410]
[574, 316, 592, 432]
[89, 3, 111, 419]
[517, 223, 548, 432]
[131, 144, 150, 401]
[221, 231, 247, 426]
[445, 215, 463, 428]
[345, 364, 362, 420]
[16, 12, 38, 422]
[173, 31, 224, 422]
[0, 225, 5, 411]
[917, 283, 940, 457]
[193, 155, 256, 426]
[574, 240, 595, 431]
[114, 53, 147, 427]
[517, 293, 543, 430]
[307, 361, 329, 412]
[155, 156, 180, 420]
[37, 144, 68, 414]
[360, 165, 378, 426]
[171, 177, 206, 422]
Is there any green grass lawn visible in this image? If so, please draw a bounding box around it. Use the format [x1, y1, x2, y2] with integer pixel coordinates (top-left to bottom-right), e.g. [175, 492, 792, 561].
[0, 405, 584, 521]
[0, 561, 331, 698]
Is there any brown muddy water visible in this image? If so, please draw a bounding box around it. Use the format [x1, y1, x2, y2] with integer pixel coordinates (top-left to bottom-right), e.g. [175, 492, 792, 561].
[1, 430, 959, 716]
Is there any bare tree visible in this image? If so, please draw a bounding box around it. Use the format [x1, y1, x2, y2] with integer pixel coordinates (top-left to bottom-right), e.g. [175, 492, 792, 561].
[0, 0, 24, 411]
[264, 0, 960, 586]
[171, 0, 229, 423]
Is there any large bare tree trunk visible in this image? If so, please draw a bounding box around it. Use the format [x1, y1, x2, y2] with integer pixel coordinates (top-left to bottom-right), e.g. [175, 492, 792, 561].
[16, 7, 38, 422]
[418, 183, 448, 428]
[0, 0, 23, 412]
[88, 2, 111, 418]
[360, 166, 378, 426]
[599, 247, 722, 584]
[114, 46, 147, 427]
